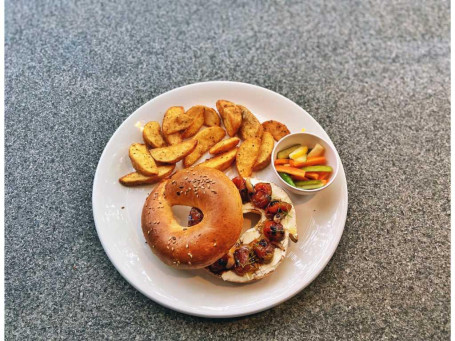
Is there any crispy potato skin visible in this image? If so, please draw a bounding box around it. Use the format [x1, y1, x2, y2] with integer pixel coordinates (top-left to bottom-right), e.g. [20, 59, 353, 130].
[262, 120, 290, 141]
[182, 106, 205, 138]
[196, 148, 238, 171]
[216, 100, 242, 137]
[162, 106, 193, 135]
[209, 137, 240, 155]
[203, 107, 221, 126]
[183, 127, 226, 167]
[253, 132, 274, 171]
[235, 138, 261, 177]
[238, 105, 263, 140]
[119, 165, 175, 186]
[143, 121, 167, 148]
[129, 143, 158, 175]
[149, 139, 198, 164]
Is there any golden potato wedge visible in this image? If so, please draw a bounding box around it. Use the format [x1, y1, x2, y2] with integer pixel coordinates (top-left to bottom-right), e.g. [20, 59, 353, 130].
[183, 126, 226, 167]
[143, 121, 166, 148]
[129, 143, 158, 176]
[163, 131, 183, 145]
[253, 132, 274, 171]
[162, 106, 193, 135]
[149, 139, 198, 164]
[216, 100, 242, 137]
[262, 120, 290, 141]
[209, 137, 240, 155]
[203, 107, 221, 126]
[235, 138, 261, 177]
[119, 165, 175, 186]
[196, 148, 238, 171]
[182, 106, 205, 138]
[238, 105, 263, 140]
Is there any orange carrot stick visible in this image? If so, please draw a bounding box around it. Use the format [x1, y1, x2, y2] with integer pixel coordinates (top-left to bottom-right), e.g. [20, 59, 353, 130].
[319, 172, 329, 180]
[291, 175, 309, 181]
[305, 172, 319, 180]
[275, 165, 306, 178]
[274, 159, 290, 166]
[291, 156, 326, 168]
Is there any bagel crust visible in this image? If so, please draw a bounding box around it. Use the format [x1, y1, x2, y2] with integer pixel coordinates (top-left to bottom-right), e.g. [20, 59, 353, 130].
[141, 168, 243, 269]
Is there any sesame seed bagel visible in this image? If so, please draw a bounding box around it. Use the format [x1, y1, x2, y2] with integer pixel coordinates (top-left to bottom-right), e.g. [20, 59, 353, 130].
[141, 168, 244, 269]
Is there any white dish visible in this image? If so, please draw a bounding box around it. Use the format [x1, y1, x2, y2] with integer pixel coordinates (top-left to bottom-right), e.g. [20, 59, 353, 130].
[92, 81, 348, 318]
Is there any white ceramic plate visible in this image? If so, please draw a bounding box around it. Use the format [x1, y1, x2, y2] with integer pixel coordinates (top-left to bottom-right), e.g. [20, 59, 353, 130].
[92, 81, 348, 318]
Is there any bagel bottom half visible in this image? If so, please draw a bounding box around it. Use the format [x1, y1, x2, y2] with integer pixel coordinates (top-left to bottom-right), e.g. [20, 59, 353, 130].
[141, 168, 243, 269]
[209, 178, 297, 283]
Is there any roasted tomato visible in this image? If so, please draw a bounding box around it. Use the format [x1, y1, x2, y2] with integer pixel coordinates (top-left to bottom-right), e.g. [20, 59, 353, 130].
[266, 201, 292, 218]
[267, 201, 291, 214]
[188, 207, 203, 226]
[208, 255, 229, 273]
[232, 176, 249, 203]
[233, 246, 257, 276]
[251, 190, 271, 209]
[254, 183, 272, 196]
[253, 239, 275, 263]
[263, 220, 285, 242]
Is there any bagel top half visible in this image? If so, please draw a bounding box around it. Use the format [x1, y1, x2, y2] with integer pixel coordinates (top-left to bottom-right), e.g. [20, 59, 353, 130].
[141, 168, 243, 269]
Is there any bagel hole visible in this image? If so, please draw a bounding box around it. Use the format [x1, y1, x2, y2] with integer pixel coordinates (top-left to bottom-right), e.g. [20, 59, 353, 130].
[171, 205, 203, 227]
[242, 212, 261, 234]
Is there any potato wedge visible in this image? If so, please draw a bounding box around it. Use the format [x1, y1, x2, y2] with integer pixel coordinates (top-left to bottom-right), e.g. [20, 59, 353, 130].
[129, 143, 158, 175]
[209, 137, 240, 155]
[163, 131, 183, 145]
[119, 165, 175, 186]
[183, 127, 226, 167]
[203, 107, 221, 126]
[143, 121, 167, 148]
[196, 148, 238, 171]
[216, 100, 242, 137]
[149, 139, 198, 164]
[238, 105, 263, 140]
[253, 132, 274, 171]
[236, 138, 261, 177]
[162, 106, 193, 135]
[262, 120, 290, 141]
[182, 106, 205, 138]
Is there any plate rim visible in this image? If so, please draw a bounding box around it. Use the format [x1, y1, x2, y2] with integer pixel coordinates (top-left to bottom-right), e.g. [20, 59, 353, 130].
[92, 80, 348, 318]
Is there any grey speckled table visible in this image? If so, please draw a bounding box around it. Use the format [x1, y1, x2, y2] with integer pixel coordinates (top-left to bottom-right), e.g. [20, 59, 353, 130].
[5, 0, 450, 339]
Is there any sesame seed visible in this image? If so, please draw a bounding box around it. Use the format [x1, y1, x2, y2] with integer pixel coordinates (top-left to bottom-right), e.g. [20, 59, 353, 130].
[188, 253, 193, 258]
[186, 243, 189, 248]
[213, 242, 217, 247]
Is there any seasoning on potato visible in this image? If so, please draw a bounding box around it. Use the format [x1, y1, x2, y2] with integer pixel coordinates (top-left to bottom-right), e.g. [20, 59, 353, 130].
[235, 137, 261, 177]
[196, 148, 238, 171]
[149, 139, 198, 164]
[183, 126, 226, 167]
[143, 121, 167, 148]
[129, 143, 158, 176]
[163, 131, 183, 145]
[253, 131, 274, 171]
[119, 164, 175, 186]
[162, 106, 193, 135]
[203, 107, 221, 127]
[209, 137, 240, 155]
[182, 106, 205, 138]
[238, 105, 263, 140]
[216, 100, 242, 137]
[262, 120, 290, 141]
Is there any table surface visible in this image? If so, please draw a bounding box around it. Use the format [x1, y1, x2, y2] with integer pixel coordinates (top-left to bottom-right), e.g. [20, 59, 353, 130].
[5, 0, 450, 339]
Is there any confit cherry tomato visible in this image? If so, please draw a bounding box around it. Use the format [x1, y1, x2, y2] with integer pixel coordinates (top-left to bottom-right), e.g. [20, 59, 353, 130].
[232, 176, 249, 203]
[253, 239, 275, 263]
[188, 207, 203, 227]
[263, 220, 285, 242]
[233, 246, 257, 276]
[208, 255, 229, 273]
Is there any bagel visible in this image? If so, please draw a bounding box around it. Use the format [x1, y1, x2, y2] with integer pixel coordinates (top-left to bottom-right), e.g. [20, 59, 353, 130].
[207, 178, 297, 283]
[141, 168, 243, 269]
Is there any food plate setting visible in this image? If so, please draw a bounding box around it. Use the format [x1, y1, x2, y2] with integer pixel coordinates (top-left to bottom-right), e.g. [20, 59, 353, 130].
[92, 81, 348, 318]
